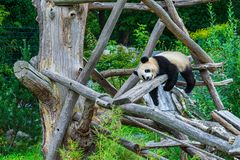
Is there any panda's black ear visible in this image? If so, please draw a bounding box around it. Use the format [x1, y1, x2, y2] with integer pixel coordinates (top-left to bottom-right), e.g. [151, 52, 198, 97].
[133, 70, 138, 76]
[141, 56, 149, 63]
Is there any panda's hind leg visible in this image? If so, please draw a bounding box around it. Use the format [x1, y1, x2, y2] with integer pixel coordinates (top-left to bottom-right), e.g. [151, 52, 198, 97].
[180, 67, 196, 93]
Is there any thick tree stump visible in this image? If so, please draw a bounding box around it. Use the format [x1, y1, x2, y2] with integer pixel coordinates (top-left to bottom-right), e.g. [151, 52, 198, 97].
[31, 0, 88, 158]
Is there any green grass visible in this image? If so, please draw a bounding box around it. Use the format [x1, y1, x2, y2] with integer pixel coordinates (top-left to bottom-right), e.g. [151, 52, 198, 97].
[0, 144, 43, 160]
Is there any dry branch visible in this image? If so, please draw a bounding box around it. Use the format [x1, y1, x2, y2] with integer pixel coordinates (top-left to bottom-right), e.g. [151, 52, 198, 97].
[100, 68, 134, 78]
[124, 115, 225, 160]
[200, 70, 224, 110]
[176, 79, 233, 87]
[89, 0, 217, 11]
[43, 70, 112, 107]
[14, 61, 56, 105]
[83, 58, 117, 96]
[114, 19, 165, 98]
[141, 0, 214, 67]
[215, 110, 240, 131]
[212, 111, 240, 135]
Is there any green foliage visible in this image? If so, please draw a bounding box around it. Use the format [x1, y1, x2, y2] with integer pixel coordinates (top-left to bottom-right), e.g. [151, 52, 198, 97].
[20, 39, 32, 61]
[176, 1, 240, 118]
[59, 139, 84, 160]
[0, 143, 43, 160]
[133, 24, 150, 49]
[88, 108, 181, 160]
[0, 5, 9, 26]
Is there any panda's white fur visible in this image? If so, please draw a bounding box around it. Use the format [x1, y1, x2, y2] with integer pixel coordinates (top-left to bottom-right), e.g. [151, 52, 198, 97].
[134, 51, 195, 106]
[154, 51, 190, 72]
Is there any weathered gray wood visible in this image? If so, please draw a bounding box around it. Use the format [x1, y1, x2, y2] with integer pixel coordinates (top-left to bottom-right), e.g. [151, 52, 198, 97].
[54, 0, 112, 5]
[145, 139, 202, 149]
[91, 122, 168, 160]
[212, 111, 240, 134]
[100, 68, 134, 78]
[200, 70, 225, 110]
[46, 1, 126, 159]
[177, 79, 233, 87]
[176, 115, 236, 141]
[113, 75, 168, 105]
[165, 0, 189, 35]
[114, 20, 165, 98]
[217, 111, 240, 131]
[89, 0, 217, 11]
[229, 136, 240, 155]
[42, 70, 112, 106]
[193, 62, 224, 70]
[32, 0, 89, 158]
[83, 58, 117, 96]
[120, 105, 233, 154]
[14, 61, 56, 105]
[124, 115, 226, 160]
[141, 0, 214, 67]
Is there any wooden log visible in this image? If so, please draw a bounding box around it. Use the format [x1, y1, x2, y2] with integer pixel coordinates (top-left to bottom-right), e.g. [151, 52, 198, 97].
[100, 62, 224, 78]
[14, 61, 56, 106]
[100, 68, 134, 78]
[54, 0, 112, 5]
[141, 0, 214, 67]
[216, 110, 240, 131]
[46, 1, 126, 158]
[211, 111, 240, 135]
[43, 70, 112, 107]
[89, 0, 218, 11]
[164, 0, 189, 35]
[120, 104, 233, 154]
[229, 136, 240, 155]
[83, 58, 117, 96]
[91, 122, 168, 160]
[144, 139, 202, 149]
[114, 19, 165, 98]
[32, 0, 89, 158]
[176, 79, 233, 87]
[124, 115, 225, 160]
[113, 75, 168, 105]
[200, 70, 225, 110]
[193, 62, 224, 70]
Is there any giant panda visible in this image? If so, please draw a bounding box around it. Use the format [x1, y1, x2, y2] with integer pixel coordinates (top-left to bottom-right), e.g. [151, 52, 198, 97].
[133, 51, 196, 106]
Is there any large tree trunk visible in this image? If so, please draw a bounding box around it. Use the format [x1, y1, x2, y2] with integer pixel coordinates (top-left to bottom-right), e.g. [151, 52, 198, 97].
[32, 0, 88, 157]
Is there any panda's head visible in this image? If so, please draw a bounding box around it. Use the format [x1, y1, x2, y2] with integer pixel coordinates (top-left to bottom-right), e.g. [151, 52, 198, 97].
[133, 56, 159, 81]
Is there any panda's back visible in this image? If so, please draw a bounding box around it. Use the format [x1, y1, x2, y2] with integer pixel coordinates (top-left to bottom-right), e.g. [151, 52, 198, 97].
[154, 51, 190, 72]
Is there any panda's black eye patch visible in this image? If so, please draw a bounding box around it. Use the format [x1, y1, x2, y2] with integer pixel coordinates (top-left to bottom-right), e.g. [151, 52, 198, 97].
[145, 69, 151, 73]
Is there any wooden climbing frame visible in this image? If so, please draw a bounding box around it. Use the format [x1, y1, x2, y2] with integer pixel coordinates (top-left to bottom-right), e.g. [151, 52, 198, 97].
[14, 0, 240, 159]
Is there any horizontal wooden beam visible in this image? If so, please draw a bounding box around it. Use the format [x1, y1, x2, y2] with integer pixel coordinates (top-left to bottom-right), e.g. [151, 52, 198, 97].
[176, 78, 233, 87]
[54, 0, 112, 5]
[89, 0, 217, 10]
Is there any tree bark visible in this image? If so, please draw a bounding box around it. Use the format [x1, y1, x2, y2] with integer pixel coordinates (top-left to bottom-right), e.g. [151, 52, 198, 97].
[32, 0, 88, 158]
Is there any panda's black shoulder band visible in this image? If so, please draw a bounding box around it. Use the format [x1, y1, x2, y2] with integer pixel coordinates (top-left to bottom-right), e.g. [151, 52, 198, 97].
[141, 56, 149, 63]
